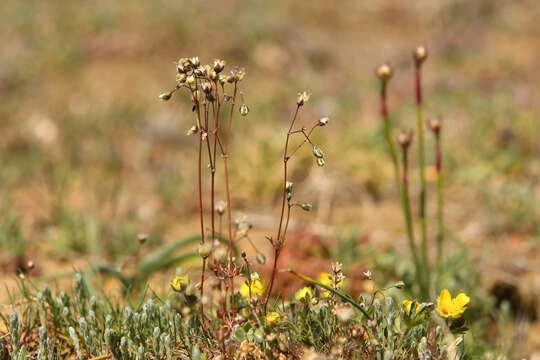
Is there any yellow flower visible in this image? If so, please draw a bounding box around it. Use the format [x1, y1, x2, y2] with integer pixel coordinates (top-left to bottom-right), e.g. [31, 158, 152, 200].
[170, 275, 189, 292]
[265, 312, 282, 325]
[239, 279, 265, 299]
[402, 299, 421, 314]
[436, 289, 470, 319]
[318, 272, 343, 297]
[294, 287, 313, 302]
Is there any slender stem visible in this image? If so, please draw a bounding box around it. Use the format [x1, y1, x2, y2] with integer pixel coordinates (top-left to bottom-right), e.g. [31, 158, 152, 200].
[435, 132, 444, 267]
[264, 105, 300, 313]
[415, 66, 429, 293]
[380, 82, 401, 194]
[400, 145, 424, 297]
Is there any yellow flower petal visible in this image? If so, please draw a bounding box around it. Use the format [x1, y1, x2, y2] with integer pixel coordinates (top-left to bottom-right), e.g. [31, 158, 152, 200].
[453, 293, 470, 308]
[265, 312, 282, 325]
[436, 289, 453, 318]
[294, 287, 313, 302]
[240, 279, 265, 299]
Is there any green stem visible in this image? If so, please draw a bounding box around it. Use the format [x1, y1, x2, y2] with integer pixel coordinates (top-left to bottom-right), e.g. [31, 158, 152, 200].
[415, 68, 430, 296]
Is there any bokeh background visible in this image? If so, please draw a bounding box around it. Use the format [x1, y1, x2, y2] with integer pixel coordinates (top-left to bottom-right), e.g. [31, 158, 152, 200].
[1, 0, 539, 355]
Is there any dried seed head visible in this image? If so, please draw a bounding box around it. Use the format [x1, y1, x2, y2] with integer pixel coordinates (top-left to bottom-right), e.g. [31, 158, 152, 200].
[213, 59, 226, 73]
[201, 81, 212, 94]
[413, 45, 428, 67]
[318, 117, 330, 126]
[428, 116, 442, 134]
[397, 130, 413, 148]
[159, 92, 172, 101]
[297, 91, 311, 106]
[375, 63, 393, 82]
[239, 104, 249, 116]
[198, 243, 213, 259]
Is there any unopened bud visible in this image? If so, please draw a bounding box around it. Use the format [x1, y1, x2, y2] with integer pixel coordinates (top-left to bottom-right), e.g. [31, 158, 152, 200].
[256, 252, 267, 264]
[318, 117, 329, 126]
[201, 82, 212, 94]
[297, 91, 311, 106]
[239, 104, 249, 116]
[316, 157, 325, 167]
[170, 276, 189, 292]
[393, 281, 405, 289]
[159, 92, 172, 101]
[137, 233, 148, 245]
[198, 243, 213, 259]
[215, 200, 226, 215]
[213, 59, 226, 73]
[312, 145, 324, 159]
[413, 45, 428, 67]
[397, 131, 413, 148]
[301, 203, 312, 211]
[285, 181, 294, 192]
[428, 116, 442, 134]
[375, 63, 393, 82]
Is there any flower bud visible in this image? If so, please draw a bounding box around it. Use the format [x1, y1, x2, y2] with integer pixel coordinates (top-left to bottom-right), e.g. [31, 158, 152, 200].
[397, 131, 413, 148]
[209, 70, 218, 81]
[190, 57, 200, 67]
[312, 145, 324, 159]
[215, 200, 227, 215]
[198, 243, 213, 259]
[285, 181, 294, 192]
[159, 92, 172, 101]
[297, 91, 311, 106]
[428, 116, 442, 134]
[413, 45, 428, 67]
[239, 104, 249, 116]
[375, 63, 393, 82]
[186, 125, 199, 136]
[256, 252, 267, 265]
[316, 157, 325, 167]
[201, 82, 212, 94]
[137, 233, 148, 245]
[213, 59, 226, 73]
[318, 117, 329, 126]
[393, 281, 405, 289]
[301, 203, 312, 211]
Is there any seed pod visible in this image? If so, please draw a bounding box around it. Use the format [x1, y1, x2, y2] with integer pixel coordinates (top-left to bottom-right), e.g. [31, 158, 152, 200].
[239, 104, 249, 116]
[312, 145, 324, 159]
[190, 56, 200, 67]
[215, 200, 226, 215]
[201, 82, 212, 94]
[316, 157, 325, 167]
[285, 181, 294, 192]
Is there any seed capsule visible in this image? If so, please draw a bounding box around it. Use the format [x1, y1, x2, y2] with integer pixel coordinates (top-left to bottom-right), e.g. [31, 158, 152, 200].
[297, 91, 310, 106]
[256, 252, 267, 264]
[213, 59, 226, 73]
[318, 117, 329, 126]
[198, 243, 213, 259]
[316, 157, 325, 167]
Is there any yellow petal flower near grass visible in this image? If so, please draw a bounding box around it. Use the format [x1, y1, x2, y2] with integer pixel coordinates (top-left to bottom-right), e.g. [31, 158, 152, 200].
[239, 279, 265, 299]
[318, 272, 343, 297]
[402, 299, 421, 314]
[170, 275, 189, 292]
[436, 289, 470, 318]
[265, 312, 282, 325]
[294, 287, 313, 302]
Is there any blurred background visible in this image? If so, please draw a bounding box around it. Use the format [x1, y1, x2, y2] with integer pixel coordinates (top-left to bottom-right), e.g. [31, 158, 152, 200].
[1, 0, 539, 355]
